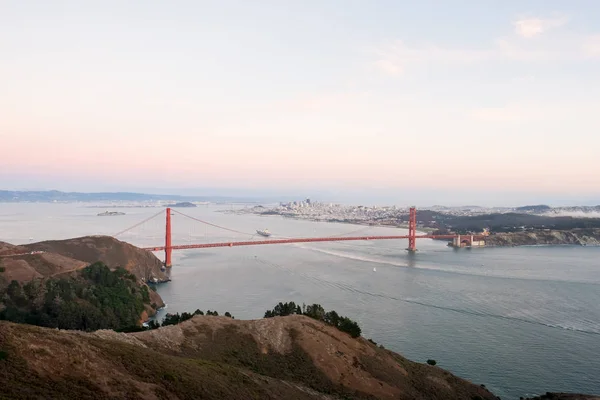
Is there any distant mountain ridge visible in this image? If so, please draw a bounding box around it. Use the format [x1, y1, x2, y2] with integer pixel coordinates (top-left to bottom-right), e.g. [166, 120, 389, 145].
[0, 190, 260, 203]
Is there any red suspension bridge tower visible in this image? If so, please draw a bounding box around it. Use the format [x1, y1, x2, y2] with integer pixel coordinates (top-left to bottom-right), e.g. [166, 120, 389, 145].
[165, 207, 173, 267]
[407, 206, 417, 252]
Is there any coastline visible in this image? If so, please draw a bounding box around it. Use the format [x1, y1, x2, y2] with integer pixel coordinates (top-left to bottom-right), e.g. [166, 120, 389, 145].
[223, 209, 600, 247]
[222, 208, 437, 232]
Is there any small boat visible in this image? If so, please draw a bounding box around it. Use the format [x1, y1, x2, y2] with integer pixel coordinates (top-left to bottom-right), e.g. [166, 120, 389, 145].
[256, 229, 271, 237]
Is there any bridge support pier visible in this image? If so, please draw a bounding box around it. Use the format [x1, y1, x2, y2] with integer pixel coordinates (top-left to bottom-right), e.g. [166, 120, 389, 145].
[165, 207, 172, 267]
[407, 206, 417, 252]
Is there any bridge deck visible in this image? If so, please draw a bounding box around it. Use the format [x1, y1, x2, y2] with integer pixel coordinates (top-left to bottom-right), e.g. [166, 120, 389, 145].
[143, 234, 464, 251]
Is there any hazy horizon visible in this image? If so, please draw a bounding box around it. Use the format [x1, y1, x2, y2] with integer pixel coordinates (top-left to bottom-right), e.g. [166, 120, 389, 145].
[2, 1, 599, 204]
[1, 186, 599, 208]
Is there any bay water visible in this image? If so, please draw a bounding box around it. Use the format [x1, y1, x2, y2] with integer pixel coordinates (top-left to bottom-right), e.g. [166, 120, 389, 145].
[1, 203, 599, 399]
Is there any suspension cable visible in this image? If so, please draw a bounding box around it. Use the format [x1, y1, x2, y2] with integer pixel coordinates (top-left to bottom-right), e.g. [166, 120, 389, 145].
[171, 209, 255, 236]
[113, 209, 164, 237]
[117, 208, 377, 242]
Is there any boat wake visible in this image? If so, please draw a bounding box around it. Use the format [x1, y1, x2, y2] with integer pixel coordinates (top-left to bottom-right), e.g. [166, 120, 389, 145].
[293, 244, 600, 286]
[253, 256, 600, 336]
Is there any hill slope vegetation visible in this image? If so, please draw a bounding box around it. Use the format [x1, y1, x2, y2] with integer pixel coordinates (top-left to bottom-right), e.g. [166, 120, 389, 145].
[0, 263, 156, 331]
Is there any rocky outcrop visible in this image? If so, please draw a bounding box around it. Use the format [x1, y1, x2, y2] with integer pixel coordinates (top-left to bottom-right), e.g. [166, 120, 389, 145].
[486, 229, 600, 247]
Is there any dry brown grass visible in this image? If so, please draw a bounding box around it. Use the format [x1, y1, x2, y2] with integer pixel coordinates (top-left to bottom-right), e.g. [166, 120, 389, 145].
[24, 236, 168, 282]
[0, 315, 505, 399]
[131, 315, 499, 400]
[0, 321, 337, 400]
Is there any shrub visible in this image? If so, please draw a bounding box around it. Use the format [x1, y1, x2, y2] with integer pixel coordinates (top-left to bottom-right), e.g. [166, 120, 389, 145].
[0, 350, 8, 361]
[426, 359, 437, 366]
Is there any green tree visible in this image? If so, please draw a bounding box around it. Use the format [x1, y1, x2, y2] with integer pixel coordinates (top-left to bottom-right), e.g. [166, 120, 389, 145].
[147, 320, 160, 329]
[304, 304, 326, 321]
[0, 263, 152, 332]
[337, 317, 361, 338]
[264, 301, 302, 318]
[162, 313, 181, 326]
[264, 301, 362, 338]
[324, 310, 340, 327]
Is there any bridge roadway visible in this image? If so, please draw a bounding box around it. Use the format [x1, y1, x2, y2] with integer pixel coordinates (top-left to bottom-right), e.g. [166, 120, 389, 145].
[143, 234, 462, 251]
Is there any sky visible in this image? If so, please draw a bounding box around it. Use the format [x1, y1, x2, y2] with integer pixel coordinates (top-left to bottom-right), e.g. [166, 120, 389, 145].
[1, 1, 599, 206]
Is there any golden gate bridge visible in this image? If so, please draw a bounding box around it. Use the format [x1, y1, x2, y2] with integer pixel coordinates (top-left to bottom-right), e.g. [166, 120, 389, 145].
[114, 207, 477, 267]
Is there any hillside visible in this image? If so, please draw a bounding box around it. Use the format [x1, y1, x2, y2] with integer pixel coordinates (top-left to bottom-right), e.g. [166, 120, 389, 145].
[437, 213, 600, 233]
[0, 263, 158, 330]
[485, 229, 600, 246]
[24, 236, 168, 283]
[0, 315, 500, 400]
[0, 242, 27, 256]
[0, 240, 88, 286]
[1, 237, 165, 318]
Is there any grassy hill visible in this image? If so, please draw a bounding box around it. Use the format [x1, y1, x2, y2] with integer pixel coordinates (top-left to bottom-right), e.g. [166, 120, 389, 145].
[24, 236, 168, 283]
[0, 315, 500, 400]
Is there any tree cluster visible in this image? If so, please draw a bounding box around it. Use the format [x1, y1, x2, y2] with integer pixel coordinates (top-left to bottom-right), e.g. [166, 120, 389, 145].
[0, 262, 151, 331]
[139, 308, 234, 330]
[263, 301, 301, 318]
[264, 302, 362, 338]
